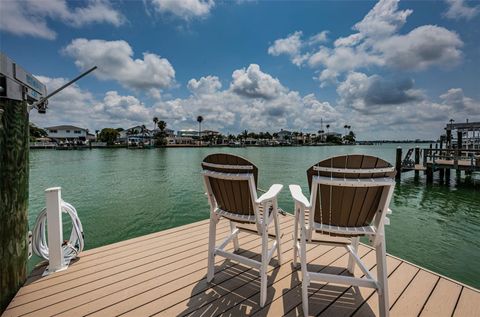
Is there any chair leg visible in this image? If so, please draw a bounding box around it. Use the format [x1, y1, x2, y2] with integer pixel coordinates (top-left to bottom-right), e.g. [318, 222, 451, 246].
[376, 236, 389, 317]
[273, 210, 282, 265]
[260, 225, 269, 307]
[207, 214, 217, 282]
[300, 224, 309, 317]
[230, 221, 239, 251]
[293, 207, 299, 267]
[348, 237, 359, 274]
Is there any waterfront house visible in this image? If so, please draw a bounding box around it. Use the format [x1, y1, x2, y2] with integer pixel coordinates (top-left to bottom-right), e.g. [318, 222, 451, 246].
[45, 125, 88, 144]
[177, 129, 199, 138]
[317, 131, 342, 141]
[244, 137, 258, 145]
[151, 128, 175, 138]
[201, 130, 220, 137]
[119, 126, 152, 145]
[167, 136, 195, 145]
[275, 129, 292, 142]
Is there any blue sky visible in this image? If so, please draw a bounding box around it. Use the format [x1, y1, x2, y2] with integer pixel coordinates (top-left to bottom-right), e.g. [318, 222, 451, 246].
[1, 0, 479, 139]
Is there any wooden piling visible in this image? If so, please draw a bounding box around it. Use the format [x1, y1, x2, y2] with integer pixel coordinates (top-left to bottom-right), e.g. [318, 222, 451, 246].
[395, 147, 402, 180]
[457, 130, 463, 158]
[0, 100, 29, 312]
[414, 146, 420, 178]
[426, 166, 434, 183]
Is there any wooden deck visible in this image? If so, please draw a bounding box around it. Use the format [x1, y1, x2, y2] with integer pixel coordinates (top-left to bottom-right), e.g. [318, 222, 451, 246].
[4, 214, 480, 317]
[426, 159, 478, 171]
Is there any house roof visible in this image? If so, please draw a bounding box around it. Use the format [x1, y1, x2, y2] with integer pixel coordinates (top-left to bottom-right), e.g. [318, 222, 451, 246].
[45, 125, 86, 131]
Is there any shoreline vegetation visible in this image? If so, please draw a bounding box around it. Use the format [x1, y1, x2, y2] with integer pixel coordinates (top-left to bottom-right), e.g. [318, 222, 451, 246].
[30, 120, 435, 150]
[30, 140, 435, 150]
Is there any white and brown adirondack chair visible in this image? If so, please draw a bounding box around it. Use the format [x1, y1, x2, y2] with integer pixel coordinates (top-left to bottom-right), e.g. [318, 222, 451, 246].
[201, 153, 283, 307]
[289, 154, 396, 317]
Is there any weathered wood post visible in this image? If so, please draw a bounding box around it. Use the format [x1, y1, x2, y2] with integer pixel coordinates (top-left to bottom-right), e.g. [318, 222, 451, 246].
[423, 147, 428, 175]
[426, 165, 434, 183]
[0, 100, 29, 311]
[439, 167, 445, 182]
[426, 149, 434, 183]
[457, 130, 463, 158]
[0, 54, 94, 311]
[414, 146, 420, 178]
[395, 147, 402, 180]
[446, 129, 452, 150]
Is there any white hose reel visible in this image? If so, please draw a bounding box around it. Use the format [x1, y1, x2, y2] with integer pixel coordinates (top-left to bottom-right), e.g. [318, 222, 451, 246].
[32, 199, 84, 267]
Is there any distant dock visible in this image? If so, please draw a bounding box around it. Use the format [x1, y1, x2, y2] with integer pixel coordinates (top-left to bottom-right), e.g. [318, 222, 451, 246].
[395, 121, 480, 183]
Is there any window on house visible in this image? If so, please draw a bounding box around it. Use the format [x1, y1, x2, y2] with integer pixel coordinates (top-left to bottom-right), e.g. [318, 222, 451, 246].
[74, 130, 81, 134]
[66, 130, 70, 133]
[49, 129, 58, 133]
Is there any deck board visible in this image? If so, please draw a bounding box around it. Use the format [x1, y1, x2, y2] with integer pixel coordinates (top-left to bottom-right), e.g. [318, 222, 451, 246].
[419, 278, 462, 317]
[4, 214, 479, 317]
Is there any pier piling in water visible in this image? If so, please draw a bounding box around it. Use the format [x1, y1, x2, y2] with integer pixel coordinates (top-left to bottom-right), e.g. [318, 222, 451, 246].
[395, 147, 402, 180]
[414, 146, 420, 178]
[439, 168, 445, 182]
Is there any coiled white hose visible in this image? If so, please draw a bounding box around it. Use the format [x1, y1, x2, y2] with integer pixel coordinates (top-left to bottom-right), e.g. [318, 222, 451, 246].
[32, 201, 84, 261]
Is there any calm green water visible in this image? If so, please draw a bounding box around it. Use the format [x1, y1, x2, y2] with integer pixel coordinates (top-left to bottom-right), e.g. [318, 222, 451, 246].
[28, 145, 480, 288]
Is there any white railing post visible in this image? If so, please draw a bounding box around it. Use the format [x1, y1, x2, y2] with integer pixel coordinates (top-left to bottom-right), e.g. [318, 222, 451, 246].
[45, 187, 66, 273]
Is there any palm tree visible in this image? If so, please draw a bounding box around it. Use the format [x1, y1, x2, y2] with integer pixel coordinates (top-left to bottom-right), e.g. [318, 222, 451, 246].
[157, 120, 167, 146]
[95, 130, 99, 140]
[153, 117, 158, 133]
[242, 129, 248, 141]
[158, 120, 167, 132]
[326, 124, 330, 133]
[344, 124, 348, 136]
[140, 125, 147, 147]
[197, 116, 203, 145]
[197, 115, 204, 145]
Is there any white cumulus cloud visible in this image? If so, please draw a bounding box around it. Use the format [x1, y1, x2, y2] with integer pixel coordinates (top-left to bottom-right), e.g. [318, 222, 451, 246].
[440, 88, 480, 114]
[375, 25, 463, 70]
[187, 76, 222, 95]
[352, 0, 412, 39]
[230, 64, 287, 99]
[63, 38, 176, 95]
[268, 31, 303, 57]
[444, 0, 479, 20]
[150, 0, 215, 20]
[270, 0, 464, 85]
[0, 0, 125, 40]
[268, 30, 329, 66]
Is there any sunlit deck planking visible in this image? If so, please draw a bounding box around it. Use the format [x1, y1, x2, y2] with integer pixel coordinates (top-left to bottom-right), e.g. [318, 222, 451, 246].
[3, 214, 480, 317]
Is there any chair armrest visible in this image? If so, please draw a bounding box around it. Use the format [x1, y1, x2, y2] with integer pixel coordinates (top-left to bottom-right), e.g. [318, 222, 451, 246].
[256, 184, 283, 204]
[289, 185, 310, 208]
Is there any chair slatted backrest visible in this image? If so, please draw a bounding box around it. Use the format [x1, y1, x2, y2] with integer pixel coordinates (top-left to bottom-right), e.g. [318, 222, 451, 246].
[307, 155, 395, 227]
[202, 154, 258, 216]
